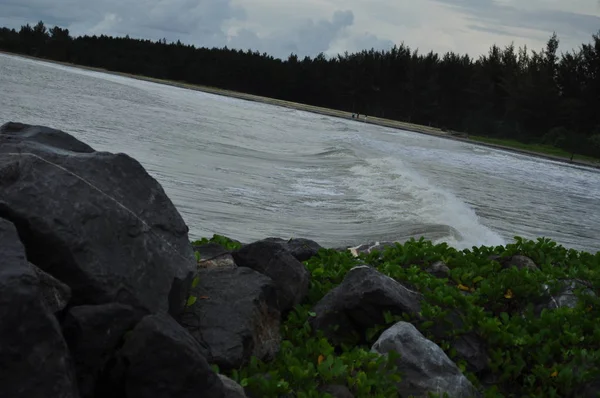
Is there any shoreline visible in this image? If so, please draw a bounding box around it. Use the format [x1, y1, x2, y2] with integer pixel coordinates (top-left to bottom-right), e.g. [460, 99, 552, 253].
[2, 50, 599, 171]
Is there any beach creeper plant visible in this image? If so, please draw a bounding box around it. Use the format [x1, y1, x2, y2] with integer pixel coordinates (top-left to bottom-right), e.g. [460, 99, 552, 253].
[193, 234, 599, 397]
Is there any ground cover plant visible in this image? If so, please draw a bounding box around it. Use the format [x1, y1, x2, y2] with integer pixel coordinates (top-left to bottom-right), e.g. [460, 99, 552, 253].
[193, 235, 600, 397]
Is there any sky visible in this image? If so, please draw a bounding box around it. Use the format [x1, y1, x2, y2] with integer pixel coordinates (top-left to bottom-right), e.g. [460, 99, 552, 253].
[0, 0, 599, 60]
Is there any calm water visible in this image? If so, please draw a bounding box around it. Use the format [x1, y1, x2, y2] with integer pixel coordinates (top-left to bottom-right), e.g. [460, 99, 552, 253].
[1, 53, 599, 253]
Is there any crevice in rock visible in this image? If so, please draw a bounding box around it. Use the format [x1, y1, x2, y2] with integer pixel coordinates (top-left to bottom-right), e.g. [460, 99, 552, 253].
[0, 204, 103, 308]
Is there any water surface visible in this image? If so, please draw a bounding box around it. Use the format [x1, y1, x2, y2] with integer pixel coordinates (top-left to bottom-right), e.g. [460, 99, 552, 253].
[1, 53, 598, 253]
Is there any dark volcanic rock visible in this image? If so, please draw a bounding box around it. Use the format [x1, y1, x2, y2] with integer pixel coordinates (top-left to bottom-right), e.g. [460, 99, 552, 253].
[425, 261, 451, 278]
[107, 313, 225, 398]
[426, 309, 490, 373]
[0, 121, 95, 153]
[310, 265, 422, 345]
[489, 254, 538, 271]
[232, 239, 310, 311]
[533, 279, 597, 317]
[29, 262, 71, 313]
[263, 237, 323, 262]
[182, 267, 281, 371]
[62, 303, 145, 398]
[0, 122, 196, 315]
[193, 242, 236, 269]
[0, 218, 79, 398]
[319, 384, 355, 398]
[372, 322, 480, 398]
[577, 378, 600, 398]
[218, 374, 248, 398]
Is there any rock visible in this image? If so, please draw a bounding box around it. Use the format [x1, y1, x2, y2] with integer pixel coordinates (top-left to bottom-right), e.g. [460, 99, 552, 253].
[310, 266, 422, 345]
[537, 279, 596, 313]
[232, 239, 310, 311]
[371, 321, 480, 398]
[426, 309, 489, 374]
[489, 255, 538, 271]
[1, 121, 95, 152]
[29, 262, 71, 313]
[284, 237, 323, 261]
[425, 261, 451, 278]
[319, 384, 355, 398]
[0, 218, 79, 397]
[62, 303, 145, 398]
[263, 237, 323, 262]
[577, 378, 600, 398]
[106, 313, 225, 398]
[181, 267, 281, 371]
[450, 330, 490, 374]
[218, 374, 248, 398]
[0, 122, 196, 316]
[504, 255, 538, 271]
[193, 242, 236, 269]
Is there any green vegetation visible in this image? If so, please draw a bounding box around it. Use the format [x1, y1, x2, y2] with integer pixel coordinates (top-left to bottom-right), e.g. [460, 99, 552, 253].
[1, 22, 600, 160]
[195, 234, 599, 397]
[470, 136, 600, 164]
[192, 234, 243, 251]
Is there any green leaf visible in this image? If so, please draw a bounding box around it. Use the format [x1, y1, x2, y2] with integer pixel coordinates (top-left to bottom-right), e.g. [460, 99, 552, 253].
[186, 295, 197, 306]
[421, 320, 434, 329]
[191, 275, 200, 288]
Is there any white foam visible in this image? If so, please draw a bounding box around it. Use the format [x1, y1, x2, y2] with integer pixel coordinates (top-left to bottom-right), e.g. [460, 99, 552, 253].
[290, 177, 344, 197]
[344, 156, 505, 249]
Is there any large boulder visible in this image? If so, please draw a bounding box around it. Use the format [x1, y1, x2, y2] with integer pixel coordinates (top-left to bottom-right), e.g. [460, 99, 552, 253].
[425, 309, 490, 374]
[182, 267, 281, 371]
[0, 218, 79, 397]
[193, 242, 236, 269]
[232, 239, 310, 311]
[425, 261, 451, 279]
[262, 237, 323, 262]
[0, 121, 95, 152]
[319, 384, 355, 398]
[105, 313, 225, 398]
[218, 374, 248, 398]
[29, 262, 71, 313]
[542, 279, 595, 310]
[489, 255, 538, 271]
[0, 122, 196, 315]
[310, 266, 422, 345]
[62, 303, 146, 398]
[371, 321, 480, 398]
[531, 279, 597, 317]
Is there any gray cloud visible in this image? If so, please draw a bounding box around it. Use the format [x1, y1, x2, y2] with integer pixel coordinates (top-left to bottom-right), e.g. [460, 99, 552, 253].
[228, 10, 355, 59]
[433, 0, 600, 39]
[348, 33, 395, 53]
[0, 0, 245, 47]
[465, 24, 514, 38]
[0, 0, 597, 59]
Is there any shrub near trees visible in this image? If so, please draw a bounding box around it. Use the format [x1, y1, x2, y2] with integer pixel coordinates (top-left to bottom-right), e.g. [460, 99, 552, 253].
[1, 21, 599, 158]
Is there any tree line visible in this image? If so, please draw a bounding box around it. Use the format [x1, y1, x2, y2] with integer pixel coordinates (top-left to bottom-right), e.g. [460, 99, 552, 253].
[1, 21, 599, 158]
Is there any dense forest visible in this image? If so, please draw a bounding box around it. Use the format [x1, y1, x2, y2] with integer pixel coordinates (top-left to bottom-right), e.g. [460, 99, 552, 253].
[1, 21, 599, 157]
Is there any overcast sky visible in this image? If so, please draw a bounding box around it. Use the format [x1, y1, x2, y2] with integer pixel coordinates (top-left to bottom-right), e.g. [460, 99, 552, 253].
[1, 0, 599, 60]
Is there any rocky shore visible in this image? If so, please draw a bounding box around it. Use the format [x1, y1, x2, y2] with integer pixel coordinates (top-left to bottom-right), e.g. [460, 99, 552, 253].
[1, 122, 598, 398]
